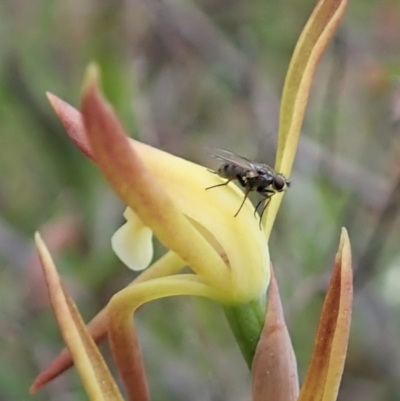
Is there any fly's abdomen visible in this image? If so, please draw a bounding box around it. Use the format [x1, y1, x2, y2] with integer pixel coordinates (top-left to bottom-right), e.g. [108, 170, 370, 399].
[217, 163, 243, 179]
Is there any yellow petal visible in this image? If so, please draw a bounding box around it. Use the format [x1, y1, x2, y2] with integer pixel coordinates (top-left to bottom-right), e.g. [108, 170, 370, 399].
[263, 0, 348, 238]
[106, 274, 223, 399]
[298, 228, 352, 401]
[31, 233, 124, 401]
[111, 208, 153, 271]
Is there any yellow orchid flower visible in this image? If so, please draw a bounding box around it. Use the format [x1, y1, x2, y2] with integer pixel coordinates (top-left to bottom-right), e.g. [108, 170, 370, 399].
[31, 74, 270, 396]
[31, 0, 351, 399]
[48, 75, 270, 304]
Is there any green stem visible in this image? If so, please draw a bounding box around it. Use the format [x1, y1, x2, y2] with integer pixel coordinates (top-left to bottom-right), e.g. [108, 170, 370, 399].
[223, 294, 267, 369]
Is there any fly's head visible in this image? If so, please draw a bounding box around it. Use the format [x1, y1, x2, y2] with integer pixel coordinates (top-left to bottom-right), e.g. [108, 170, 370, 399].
[272, 174, 290, 192]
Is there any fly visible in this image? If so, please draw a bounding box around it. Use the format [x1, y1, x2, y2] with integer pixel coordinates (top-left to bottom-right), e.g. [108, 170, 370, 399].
[206, 148, 290, 226]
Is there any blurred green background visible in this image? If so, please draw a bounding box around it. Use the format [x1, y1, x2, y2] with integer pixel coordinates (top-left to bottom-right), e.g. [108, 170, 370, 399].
[1, 0, 400, 400]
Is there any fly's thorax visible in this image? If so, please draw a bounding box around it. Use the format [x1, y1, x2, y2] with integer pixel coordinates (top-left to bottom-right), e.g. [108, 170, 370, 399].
[246, 172, 274, 189]
[246, 170, 258, 179]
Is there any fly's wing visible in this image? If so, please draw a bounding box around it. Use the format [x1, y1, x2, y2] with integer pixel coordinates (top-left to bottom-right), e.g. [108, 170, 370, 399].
[208, 147, 277, 176]
[208, 147, 256, 170]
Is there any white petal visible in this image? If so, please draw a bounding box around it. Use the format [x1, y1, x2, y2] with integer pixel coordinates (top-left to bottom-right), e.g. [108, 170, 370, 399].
[111, 208, 153, 271]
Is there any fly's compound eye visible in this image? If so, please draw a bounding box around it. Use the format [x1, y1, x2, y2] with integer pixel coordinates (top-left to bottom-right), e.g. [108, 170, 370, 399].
[273, 175, 286, 191]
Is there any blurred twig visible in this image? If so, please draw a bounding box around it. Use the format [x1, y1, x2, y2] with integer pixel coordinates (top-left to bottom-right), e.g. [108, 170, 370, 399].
[141, 0, 258, 87]
[297, 137, 389, 210]
[139, 0, 280, 144]
[354, 170, 400, 289]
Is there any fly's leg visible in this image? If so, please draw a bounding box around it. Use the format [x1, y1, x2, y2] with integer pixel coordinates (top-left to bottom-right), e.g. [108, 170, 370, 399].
[254, 189, 275, 216]
[234, 186, 252, 217]
[258, 191, 277, 228]
[254, 199, 264, 218]
[254, 188, 276, 229]
[259, 198, 272, 228]
[206, 177, 235, 190]
[207, 176, 251, 218]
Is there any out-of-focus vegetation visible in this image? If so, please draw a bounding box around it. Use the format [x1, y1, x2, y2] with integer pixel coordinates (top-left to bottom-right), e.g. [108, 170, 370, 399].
[1, 0, 400, 400]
